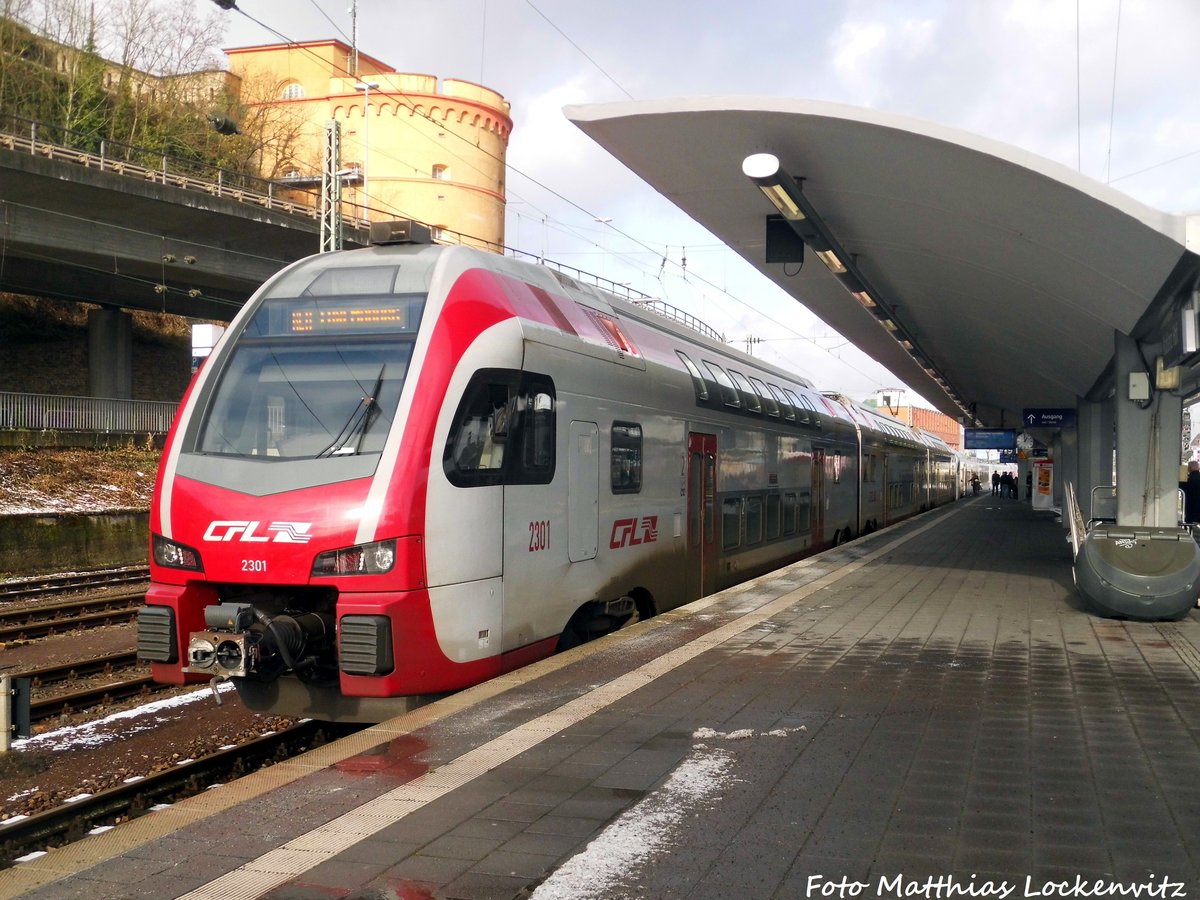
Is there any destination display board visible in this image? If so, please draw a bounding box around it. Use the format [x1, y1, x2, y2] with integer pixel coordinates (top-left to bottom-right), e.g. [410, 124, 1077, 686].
[964, 428, 1016, 450]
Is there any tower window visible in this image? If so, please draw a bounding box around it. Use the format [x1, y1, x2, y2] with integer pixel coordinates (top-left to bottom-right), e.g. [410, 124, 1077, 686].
[281, 82, 305, 100]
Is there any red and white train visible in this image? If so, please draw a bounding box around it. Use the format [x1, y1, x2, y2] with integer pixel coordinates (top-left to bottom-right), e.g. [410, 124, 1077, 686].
[137, 224, 960, 721]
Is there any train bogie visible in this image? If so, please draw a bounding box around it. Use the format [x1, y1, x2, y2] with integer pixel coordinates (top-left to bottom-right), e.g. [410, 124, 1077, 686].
[137, 224, 960, 722]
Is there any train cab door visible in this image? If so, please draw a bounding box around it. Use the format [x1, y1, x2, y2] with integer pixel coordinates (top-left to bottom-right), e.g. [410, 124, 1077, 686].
[812, 447, 827, 546]
[686, 432, 717, 600]
[567, 420, 600, 562]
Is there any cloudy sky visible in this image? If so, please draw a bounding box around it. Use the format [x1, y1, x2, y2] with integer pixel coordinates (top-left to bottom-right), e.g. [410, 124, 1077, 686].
[214, 0, 1200, 404]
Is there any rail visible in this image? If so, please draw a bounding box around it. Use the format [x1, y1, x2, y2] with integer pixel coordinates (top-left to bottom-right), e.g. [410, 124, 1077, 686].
[1065, 482, 1086, 559]
[0, 392, 176, 434]
[630, 298, 727, 343]
[0, 113, 371, 228]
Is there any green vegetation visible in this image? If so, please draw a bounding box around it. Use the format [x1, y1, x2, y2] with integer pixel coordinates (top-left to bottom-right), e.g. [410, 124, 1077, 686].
[0, 5, 276, 184]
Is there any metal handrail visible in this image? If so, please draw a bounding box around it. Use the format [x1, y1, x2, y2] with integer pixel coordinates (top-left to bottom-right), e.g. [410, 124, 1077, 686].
[0, 392, 176, 434]
[0, 113, 352, 226]
[629, 298, 726, 343]
[1065, 483, 1086, 558]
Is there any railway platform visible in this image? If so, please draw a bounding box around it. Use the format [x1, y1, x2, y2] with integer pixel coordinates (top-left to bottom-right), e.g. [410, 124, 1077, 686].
[4, 494, 1200, 899]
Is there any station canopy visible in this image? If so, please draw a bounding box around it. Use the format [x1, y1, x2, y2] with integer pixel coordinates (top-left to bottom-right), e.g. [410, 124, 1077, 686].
[567, 98, 1200, 428]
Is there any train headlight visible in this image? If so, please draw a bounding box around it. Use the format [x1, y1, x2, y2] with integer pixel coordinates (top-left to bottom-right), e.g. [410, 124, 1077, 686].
[153, 534, 204, 571]
[312, 539, 397, 576]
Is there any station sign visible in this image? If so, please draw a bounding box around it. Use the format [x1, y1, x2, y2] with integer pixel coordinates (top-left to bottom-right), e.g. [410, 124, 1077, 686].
[1022, 408, 1076, 428]
[998, 450, 1017, 463]
[964, 428, 1016, 450]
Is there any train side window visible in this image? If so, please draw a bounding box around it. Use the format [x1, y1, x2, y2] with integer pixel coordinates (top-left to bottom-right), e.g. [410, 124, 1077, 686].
[722, 497, 742, 550]
[749, 377, 780, 417]
[765, 494, 781, 540]
[797, 490, 812, 532]
[727, 370, 761, 413]
[445, 369, 555, 487]
[782, 492, 797, 535]
[703, 362, 741, 408]
[767, 384, 795, 421]
[746, 495, 763, 545]
[512, 378, 556, 485]
[611, 422, 642, 494]
[444, 371, 515, 486]
[676, 351, 709, 402]
[783, 388, 810, 425]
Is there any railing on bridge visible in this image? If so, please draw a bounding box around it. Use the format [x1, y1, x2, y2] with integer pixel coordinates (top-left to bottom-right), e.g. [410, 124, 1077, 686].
[0, 113, 372, 229]
[0, 392, 176, 434]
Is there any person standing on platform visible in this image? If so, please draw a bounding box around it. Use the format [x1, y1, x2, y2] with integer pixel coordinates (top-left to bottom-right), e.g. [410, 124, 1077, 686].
[999, 470, 1012, 498]
[992, 471, 1001, 495]
[1180, 460, 1200, 524]
[1010, 471, 1019, 499]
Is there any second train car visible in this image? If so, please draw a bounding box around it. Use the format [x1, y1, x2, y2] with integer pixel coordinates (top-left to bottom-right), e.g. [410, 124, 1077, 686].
[137, 224, 960, 721]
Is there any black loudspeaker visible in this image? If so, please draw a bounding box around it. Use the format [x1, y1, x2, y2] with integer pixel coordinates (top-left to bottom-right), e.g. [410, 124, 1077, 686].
[765, 215, 805, 264]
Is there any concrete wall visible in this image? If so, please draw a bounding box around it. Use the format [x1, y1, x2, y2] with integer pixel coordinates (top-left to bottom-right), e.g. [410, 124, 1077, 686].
[0, 511, 147, 575]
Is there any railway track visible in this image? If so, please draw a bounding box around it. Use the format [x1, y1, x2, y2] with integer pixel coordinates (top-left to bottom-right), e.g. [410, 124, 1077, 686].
[6, 649, 169, 723]
[0, 593, 143, 642]
[13, 651, 141, 689]
[31, 674, 163, 724]
[0, 719, 356, 867]
[0, 568, 149, 604]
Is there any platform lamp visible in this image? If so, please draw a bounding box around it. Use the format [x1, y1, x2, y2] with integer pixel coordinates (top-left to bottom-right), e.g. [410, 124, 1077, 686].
[742, 152, 979, 427]
[354, 80, 380, 222]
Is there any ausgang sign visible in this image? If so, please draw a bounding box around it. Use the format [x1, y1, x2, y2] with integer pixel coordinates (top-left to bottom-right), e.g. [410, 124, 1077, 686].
[1023, 408, 1076, 428]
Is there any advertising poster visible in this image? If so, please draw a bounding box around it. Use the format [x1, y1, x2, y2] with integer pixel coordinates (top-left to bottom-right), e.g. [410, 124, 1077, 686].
[1032, 460, 1055, 510]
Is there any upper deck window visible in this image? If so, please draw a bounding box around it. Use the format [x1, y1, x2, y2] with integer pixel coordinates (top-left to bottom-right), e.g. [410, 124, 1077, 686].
[727, 370, 761, 413]
[702, 361, 741, 408]
[676, 351, 709, 401]
[749, 376, 780, 417]
[767, 383, 794, 421]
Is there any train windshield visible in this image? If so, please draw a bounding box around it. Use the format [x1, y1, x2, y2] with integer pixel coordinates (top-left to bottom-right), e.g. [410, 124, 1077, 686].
[194, 290, 426, 460]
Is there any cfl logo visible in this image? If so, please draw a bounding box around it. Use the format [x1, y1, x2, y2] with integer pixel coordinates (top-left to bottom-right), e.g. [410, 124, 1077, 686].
[610, 515, 658, 550]
[203, 520, 314, 543]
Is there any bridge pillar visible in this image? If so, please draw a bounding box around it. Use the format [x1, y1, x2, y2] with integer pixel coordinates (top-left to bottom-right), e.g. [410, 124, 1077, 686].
[87, 306, 132, 399]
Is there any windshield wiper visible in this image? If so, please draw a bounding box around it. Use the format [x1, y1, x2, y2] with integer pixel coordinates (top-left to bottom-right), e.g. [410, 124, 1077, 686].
[316, 365, 386, 458]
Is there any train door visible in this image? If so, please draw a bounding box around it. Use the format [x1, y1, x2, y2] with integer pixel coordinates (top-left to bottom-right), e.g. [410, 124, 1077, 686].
[568, 420, 600, 562]
[686, 432, 717, 599]
[882, 452, 891, 524]
[812, 447, 827, 545]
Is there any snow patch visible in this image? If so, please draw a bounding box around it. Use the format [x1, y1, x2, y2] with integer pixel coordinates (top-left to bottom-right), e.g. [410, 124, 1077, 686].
[692, 725, 806, 741]
[11, 682, 235, 752]
[529, 748, 734, 899]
